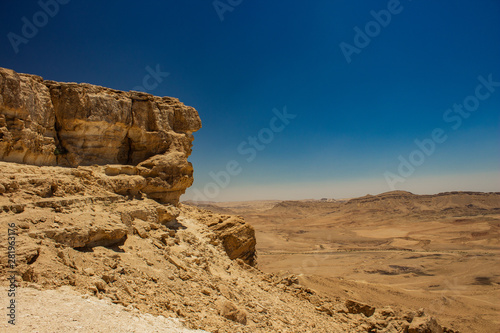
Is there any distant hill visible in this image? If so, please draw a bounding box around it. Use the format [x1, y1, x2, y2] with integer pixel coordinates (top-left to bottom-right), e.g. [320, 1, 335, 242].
[191, 191, 500, 218]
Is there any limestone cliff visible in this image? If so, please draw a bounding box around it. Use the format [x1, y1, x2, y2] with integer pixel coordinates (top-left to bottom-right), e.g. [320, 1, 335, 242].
[0, 67, 201, 204]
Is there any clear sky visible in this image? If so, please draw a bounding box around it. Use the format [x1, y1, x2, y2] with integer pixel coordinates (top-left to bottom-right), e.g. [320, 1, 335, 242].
[1, 0, 499, 201]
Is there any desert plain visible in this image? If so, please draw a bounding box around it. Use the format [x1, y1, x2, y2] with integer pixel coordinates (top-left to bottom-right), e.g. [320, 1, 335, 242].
[193, 191, 500, 333]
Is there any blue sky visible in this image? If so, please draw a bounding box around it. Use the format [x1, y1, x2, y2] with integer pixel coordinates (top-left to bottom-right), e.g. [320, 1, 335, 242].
[1, 0, 499, 201]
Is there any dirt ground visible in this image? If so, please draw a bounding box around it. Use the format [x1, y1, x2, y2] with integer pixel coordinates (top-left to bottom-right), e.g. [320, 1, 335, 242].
[0, 286, 208, 333]
[207, 191, 500, 333]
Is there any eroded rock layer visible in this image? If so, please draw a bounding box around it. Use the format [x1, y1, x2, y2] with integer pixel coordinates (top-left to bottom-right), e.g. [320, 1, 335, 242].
[0, 67, 201, 204]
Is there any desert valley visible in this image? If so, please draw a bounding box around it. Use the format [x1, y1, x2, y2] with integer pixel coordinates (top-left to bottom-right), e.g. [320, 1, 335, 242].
[192, 191, 500, 332]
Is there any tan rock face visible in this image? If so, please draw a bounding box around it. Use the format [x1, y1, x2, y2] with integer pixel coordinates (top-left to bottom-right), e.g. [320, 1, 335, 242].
[0, 67, 201, 204]
[181, 205, 257, 266]
[345, 299, 376, 317]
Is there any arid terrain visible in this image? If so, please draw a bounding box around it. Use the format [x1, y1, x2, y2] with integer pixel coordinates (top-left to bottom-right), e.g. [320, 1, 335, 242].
[193, 191, 500, 333]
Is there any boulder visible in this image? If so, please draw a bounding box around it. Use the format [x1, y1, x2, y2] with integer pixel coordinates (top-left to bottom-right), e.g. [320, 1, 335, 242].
[206, 215, 256, 266]
[42, 223, 128, 249]
[345, 299, 376, 317]
[408, 316, 444, 333]
[216, 299, 248, 325]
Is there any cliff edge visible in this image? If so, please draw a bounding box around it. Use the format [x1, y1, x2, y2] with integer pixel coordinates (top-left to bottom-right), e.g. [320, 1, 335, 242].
[0, 67, 201, 204]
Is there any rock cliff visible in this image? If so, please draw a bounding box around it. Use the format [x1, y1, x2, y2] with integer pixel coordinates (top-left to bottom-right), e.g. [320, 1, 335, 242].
[0, 67, 201, 204]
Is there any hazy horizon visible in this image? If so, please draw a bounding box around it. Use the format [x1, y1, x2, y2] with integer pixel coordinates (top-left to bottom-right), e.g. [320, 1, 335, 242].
[182, 170, 500, 202]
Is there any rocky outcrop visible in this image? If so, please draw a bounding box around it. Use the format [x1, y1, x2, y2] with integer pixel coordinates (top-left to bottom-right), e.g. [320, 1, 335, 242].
[207, 215, 257, 266]
[0, 67, 259, 268]
[408, 316, 443, 333]
[182, 205, 257, 266]
[345, 299, 376, 317]
[0, 67, 201, 204]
